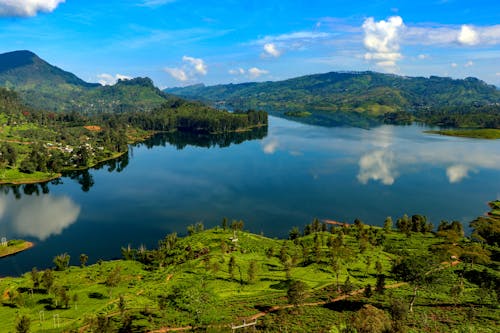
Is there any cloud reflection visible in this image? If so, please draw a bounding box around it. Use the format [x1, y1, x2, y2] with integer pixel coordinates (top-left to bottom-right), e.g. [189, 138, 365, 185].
[263, 138, 280, 154]
[357, 150, 396, 185]
[0, 195, 80, 241]
[446, 164, 474, 184]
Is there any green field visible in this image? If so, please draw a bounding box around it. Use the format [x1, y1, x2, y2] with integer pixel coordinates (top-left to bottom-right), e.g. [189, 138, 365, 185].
[425, 128, 500, 139]
[0, 240, 33, 258]
[0, 214, 498, 332]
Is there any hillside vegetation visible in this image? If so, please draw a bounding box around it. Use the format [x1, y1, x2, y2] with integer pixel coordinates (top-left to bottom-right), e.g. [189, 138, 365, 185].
[0, 87, 267, 184]
[0, 51, 172, 114]
[0, 203, 498, 332]
[167, 71, 500, 129]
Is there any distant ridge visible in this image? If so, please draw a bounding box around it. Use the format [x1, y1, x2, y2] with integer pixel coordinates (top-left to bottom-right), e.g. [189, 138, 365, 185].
[165, 71, 500, 116]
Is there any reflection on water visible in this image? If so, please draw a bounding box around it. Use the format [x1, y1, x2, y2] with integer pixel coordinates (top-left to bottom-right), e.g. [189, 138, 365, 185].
[272, 110, 382, 129]
[1, 117, 499, 275]
[0, 195, 80, 241]
[138, 126, 268, 150]
[358, 150, 396, 185]
[354, 125, 500, 185]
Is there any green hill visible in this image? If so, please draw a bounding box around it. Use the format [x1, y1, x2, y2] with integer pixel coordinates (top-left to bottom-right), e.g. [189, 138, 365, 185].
[166, 71, 500, 116]
[0, 208, 498, 332]
[0, 50, 98, 88]
[0, 50, 168, 113]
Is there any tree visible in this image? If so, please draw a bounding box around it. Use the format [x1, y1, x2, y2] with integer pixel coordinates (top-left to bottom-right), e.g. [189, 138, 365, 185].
[383, 216, 393, 233]
[106, 266, 122, 287]
[247, 260, 258, 283]
[470, 211, 500, 245]
[392, 255, 442, 312]
[265, 247, 274, 259]
[221, 217, 228, 230]
[53, 253, 70, 271]
[58, 287, 70, 308]
[375, 260, 383, 275]
[287, 280, 308, 307]
[30, 267, 40, 288]
[228, 256, 236, 280]
[375, 274, 385, 294]
[396, 214, 411, 236]
[80, 253, 89, 267]
[118, 295, 126, 316]
[363, 284, 373, 298]
[330, 257, 342, 292]
[341, 276, 354, 295]
[289, 227, 300, 241]
[15, 315, 30, 333]
[41, 269, 54, 292]
[351, 304, 391, 333]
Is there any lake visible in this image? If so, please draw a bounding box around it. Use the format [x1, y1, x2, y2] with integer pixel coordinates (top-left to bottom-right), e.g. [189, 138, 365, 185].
[1, 116, 499, 276]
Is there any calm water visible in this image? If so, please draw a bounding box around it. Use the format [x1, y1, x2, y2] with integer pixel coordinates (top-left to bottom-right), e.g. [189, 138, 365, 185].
[1, 116, 499, 275]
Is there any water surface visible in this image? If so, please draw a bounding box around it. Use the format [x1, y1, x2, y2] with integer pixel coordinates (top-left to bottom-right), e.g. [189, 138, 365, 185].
[1, 116, 499, 275]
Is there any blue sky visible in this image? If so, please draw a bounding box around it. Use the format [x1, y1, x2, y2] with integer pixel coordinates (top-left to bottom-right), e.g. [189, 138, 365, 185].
[0, 0, 499, 88]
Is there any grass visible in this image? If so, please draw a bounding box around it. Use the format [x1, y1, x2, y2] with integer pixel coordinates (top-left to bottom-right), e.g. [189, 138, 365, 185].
[0, 240, 33, 258]
[0, 168, 60, 185]
[425, 128, 500, 139]
[0, 226, 498, 332]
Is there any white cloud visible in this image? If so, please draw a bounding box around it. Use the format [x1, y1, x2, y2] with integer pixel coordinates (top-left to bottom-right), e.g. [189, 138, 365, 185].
[357, 150, 396, 185]
[446, 165, 472, 184]
[458, 25, 480, 46]
[451, 62, 458, 68]
[164, 56, 207, 82]
[248, 67, 269, 78]
[405, 23, 500, 46]
[362, 16, 405, 70]
[140, 0, 176, 7]
[164, 67, 188, 82]
[257, 31, 332, 44]
[182, 56, 207, 75]
[464, 60, 474, 67]
[0, 0, 65, 17]
[263, 139, 279, 154]
[253, 31, 332, 57]
[229, 68, 245, 75]
[97, 73, 132, 86]
[496, 73, 500, 76]
[418, 54, 428, 59]
[263, 43, 282, 57]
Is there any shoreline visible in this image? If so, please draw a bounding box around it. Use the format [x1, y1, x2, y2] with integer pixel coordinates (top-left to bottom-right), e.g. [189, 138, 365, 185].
[0, 241, 34, 258]
[0, 125, 266, 186]
[424, 128, 500, 139]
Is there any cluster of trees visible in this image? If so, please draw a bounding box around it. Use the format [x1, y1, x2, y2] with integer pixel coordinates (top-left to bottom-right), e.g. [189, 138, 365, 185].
[395, 214, 433, 235]
[0, 87, 268, 178]
[413, 104, 500, 128]
[123, 100, 267, 134]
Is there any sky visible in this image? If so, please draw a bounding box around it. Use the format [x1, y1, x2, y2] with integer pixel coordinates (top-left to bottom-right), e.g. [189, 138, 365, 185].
[0, 0, 499, 88]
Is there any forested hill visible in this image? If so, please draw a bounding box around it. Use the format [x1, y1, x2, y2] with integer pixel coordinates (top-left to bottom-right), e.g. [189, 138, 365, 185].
[165, 71, 500, 116]
[0, 50, 168, 113]
[0, 50, 98, 88]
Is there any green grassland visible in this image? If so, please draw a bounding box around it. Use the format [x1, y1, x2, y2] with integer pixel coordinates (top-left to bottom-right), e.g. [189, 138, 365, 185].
[0, 240, 33, 258]
[0, 215, 498, 332]
[425, 128, 500, 139]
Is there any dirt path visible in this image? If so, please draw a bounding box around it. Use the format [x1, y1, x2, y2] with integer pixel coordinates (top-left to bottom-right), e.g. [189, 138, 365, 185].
[149, 282, 407, 332]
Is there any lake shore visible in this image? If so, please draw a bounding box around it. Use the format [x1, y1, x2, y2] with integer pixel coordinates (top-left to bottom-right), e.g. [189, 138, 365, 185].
[0, 241, 34, 258]
[425, 128, 500, 139]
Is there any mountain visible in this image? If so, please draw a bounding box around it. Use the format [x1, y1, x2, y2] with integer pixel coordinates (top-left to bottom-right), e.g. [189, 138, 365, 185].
[165, 71, 500, 116]
[0, 50, 167, 113]
[0, 50, 98, 88]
